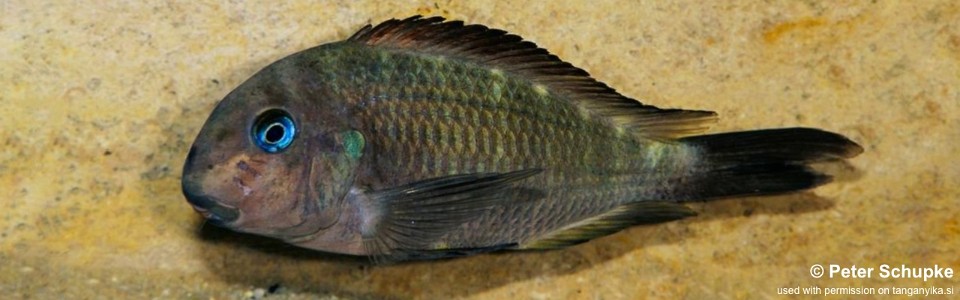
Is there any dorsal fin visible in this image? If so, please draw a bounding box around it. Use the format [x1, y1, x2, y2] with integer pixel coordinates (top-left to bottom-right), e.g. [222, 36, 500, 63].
[348, 16, 718, 139]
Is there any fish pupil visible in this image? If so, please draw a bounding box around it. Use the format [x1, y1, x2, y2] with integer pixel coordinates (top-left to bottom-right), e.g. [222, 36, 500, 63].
[252, 109, 296, 153]
[264, 123, 285, 144]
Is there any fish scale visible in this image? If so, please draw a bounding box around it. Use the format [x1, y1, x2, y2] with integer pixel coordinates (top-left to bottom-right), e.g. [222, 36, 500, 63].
[331, 46, 682, 246]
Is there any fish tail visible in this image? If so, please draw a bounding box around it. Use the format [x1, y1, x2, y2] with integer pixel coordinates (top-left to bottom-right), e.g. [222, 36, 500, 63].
[675, 128, 863, 201]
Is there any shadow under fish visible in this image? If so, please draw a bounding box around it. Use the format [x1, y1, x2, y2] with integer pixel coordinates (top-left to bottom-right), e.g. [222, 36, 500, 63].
[181, 15, 863, 263]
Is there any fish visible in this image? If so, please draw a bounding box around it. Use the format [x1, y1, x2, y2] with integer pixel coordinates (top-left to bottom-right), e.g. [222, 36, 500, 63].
[181, 16, 863, 262]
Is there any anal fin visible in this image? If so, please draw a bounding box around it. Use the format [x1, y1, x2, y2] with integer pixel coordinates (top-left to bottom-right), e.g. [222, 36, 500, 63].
[389, 243, 519, 261]
[520, 201, 696, 250]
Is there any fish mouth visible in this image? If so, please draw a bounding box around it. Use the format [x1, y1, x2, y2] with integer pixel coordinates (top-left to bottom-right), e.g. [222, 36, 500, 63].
[183, 187, 240, 227]
[182, 146, 240, 227]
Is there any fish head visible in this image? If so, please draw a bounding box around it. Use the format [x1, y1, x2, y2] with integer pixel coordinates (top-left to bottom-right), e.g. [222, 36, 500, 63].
[181, 56, 362, 240]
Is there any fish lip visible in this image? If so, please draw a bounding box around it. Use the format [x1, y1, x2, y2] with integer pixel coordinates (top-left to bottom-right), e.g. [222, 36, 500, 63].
[191, 203, 240, 227]
[182, 186, 240, 225]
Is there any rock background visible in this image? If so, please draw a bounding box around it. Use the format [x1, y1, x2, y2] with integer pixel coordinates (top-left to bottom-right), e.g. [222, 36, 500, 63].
[2, 1, 958, 299]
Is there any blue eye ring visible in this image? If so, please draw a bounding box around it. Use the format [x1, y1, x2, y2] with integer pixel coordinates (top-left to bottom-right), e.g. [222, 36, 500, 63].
[252, 109, 296, 153]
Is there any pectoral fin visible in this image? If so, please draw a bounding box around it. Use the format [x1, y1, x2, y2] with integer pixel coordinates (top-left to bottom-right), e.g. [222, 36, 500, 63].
[520, 201, 696, 250]
[363, 169, 542, 261]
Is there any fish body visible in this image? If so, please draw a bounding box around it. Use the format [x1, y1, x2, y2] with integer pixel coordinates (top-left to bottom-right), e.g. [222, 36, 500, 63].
[181, 16, 862, 261]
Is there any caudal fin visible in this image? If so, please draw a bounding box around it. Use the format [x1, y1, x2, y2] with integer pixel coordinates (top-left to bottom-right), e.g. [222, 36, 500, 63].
[676, 128, 863, 201]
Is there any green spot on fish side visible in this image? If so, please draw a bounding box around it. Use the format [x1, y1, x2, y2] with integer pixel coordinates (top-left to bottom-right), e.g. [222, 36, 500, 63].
[343, 130, 365, 159]
[533, 84, 549, 96]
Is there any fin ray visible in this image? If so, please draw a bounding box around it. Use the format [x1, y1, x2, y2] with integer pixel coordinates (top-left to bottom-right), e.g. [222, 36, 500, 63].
[674, 127, 863, 201]
[520, 201, 696, 250]
[363, 169, 542, 262]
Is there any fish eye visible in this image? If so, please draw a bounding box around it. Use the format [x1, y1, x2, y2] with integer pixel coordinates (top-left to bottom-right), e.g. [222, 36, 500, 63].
[252, 109, 296, 153]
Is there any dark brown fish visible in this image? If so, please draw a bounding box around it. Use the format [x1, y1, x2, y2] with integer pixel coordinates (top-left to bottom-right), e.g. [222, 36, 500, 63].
[181, 16, 862, 261]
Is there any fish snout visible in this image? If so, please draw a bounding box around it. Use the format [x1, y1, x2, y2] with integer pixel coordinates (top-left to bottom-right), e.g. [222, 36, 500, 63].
[182, 145, 240, 226]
